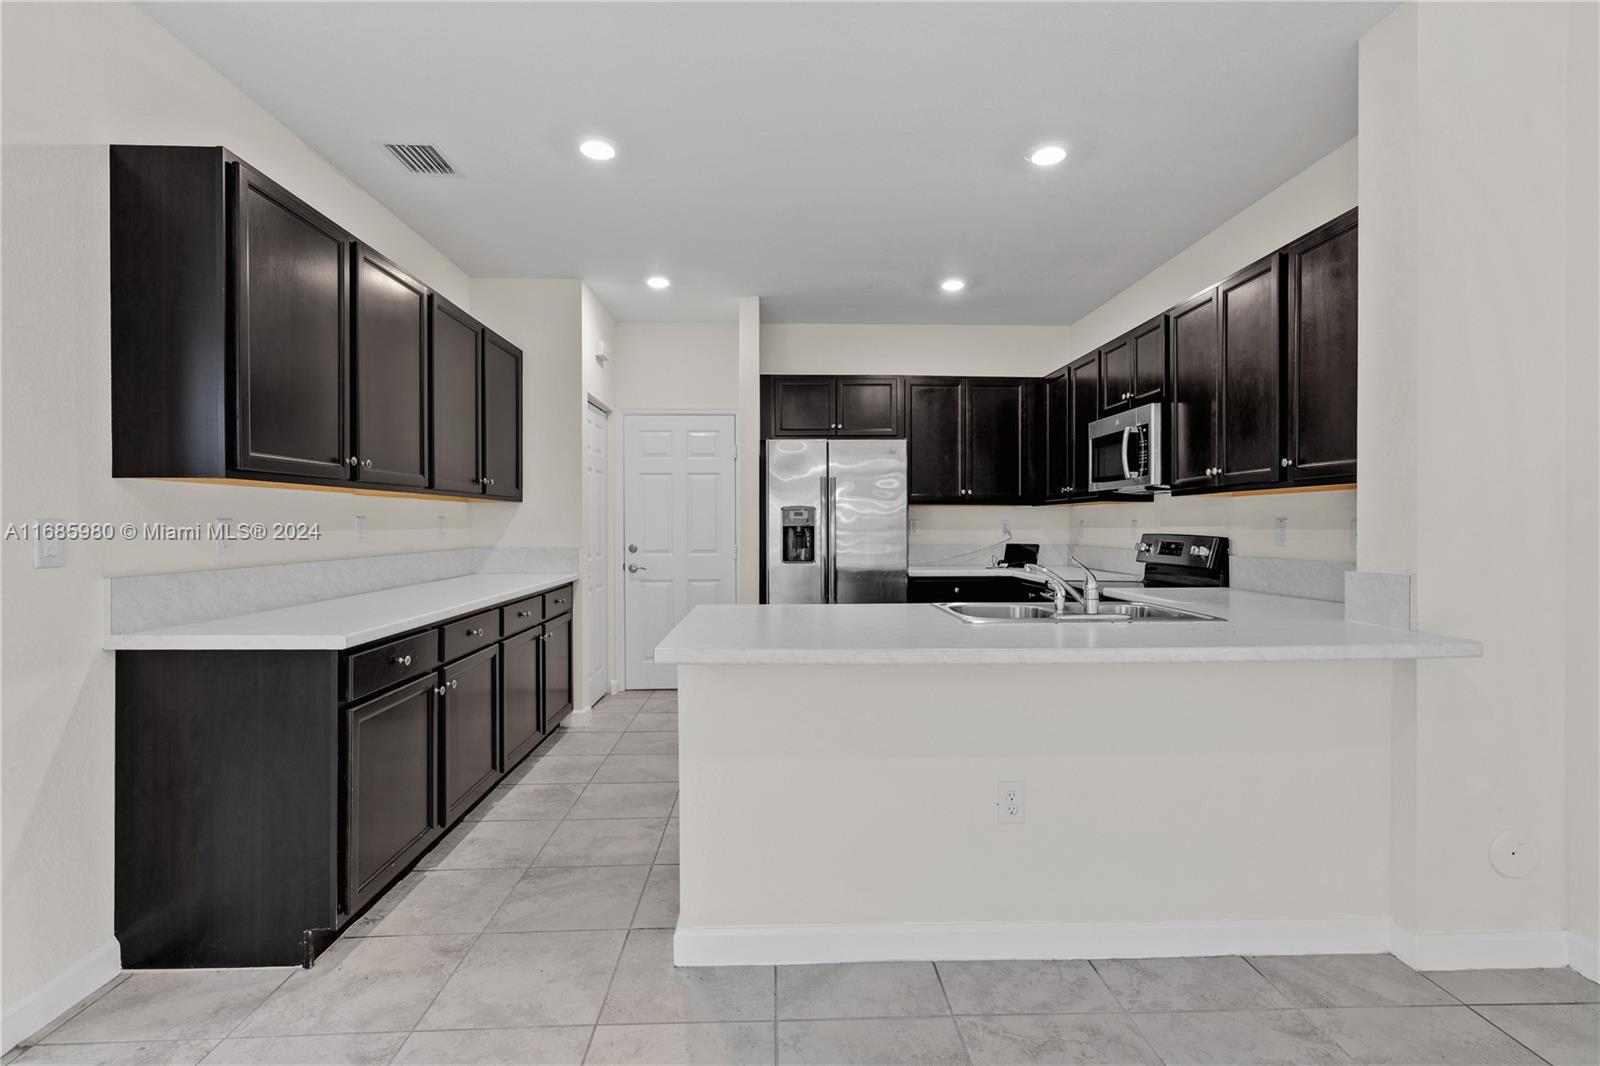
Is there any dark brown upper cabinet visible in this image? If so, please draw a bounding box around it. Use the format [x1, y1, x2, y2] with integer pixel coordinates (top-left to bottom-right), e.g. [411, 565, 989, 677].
[1066, 354, 1102, 497]
[109, 145, 521, 501]
[481, 330, 522, 499]
[906, 378, 964, 501]
[1099, 313, 1168, 416]
[233, 161, 353, 482]
[1285, 209, 1358, 484]
[1041, 368, 1071, 503]
[965, 379, 1031, 503]
[906, 377, 1031, 504]
[1168, 286, 1222, 492]
[767, 376, 903, 437]
[1217, 254, 1284, 488]
[1099, 334, 1132, 413]
[429, 295, 482, 496]
[353, 245, 429, 489]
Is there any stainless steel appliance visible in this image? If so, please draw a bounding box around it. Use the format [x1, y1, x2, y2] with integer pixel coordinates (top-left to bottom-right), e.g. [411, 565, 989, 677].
[765, 439, 908, 603]
[1088, 402, 1164, 493]
[1134, 533, 1229, 587]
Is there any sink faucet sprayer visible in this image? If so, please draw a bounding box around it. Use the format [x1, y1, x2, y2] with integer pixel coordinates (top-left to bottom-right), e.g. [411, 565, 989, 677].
[1020, 557, 1102, 616]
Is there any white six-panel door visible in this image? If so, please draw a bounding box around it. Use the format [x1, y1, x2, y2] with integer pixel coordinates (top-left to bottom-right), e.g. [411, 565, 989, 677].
[623, 413, 737, 689]
[583, 404, 610, 705]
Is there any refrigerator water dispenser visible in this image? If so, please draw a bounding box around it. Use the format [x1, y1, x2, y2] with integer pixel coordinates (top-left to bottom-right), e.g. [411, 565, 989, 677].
[781, 506, 816, 563]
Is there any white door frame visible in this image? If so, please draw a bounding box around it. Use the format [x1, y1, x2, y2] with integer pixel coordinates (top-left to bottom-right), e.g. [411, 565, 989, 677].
[617, 409, 740, 691]
[582, 401, 611, 706]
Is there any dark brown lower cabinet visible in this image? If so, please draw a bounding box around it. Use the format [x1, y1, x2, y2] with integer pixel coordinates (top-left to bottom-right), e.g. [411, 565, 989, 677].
[501, 627, 543, 770]
[441, 646, 500, 825]
[115, 582, 575, 969]
[345, 675, 438, 915]
[541, 612, 574, 732]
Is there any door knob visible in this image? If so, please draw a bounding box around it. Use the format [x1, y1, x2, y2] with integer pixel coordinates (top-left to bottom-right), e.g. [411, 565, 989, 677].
[627, 564, 648, 573]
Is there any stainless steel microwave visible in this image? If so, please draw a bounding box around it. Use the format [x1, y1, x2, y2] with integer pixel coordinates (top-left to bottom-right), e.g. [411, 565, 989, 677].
[1088, 403, 1164, 493]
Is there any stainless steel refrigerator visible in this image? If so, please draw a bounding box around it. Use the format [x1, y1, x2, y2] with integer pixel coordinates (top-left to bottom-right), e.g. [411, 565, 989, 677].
[765, 439, 908, 603]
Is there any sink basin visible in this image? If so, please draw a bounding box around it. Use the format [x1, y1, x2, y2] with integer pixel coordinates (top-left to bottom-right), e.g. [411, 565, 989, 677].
[933, 600, 1220, 624]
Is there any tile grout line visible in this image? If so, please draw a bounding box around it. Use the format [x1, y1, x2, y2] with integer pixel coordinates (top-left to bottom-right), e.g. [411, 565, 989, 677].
[929, 962, 976, 1066]
[1463, 1003, 1562, 1066]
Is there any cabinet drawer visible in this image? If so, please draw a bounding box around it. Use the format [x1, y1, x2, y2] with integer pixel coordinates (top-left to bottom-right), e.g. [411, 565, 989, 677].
[502, 595, 543, 637]
[345, 631, 440, 703]
[542, 585, 574, 618]
[442, 610, 500, 662]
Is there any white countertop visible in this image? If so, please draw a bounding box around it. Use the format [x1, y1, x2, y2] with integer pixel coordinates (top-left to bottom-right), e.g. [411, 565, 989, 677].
[104, 572, 579, 651]
[655, 585, 1482, 666]
[907, 564, 1142, 582]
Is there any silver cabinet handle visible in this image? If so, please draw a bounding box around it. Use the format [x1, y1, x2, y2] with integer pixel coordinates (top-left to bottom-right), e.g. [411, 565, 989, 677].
[362, 458, 372, 468]
[447, 678, 459, 690]
[487, 477, 495, 486]
[516, 609, 532, 618]
[346, 456, 359, 467]
[627, 564, 647, 573]
[540, 632, 551, 642]
[1282, 458, 1294, 467]
[434, 684, 446, 696]
[466, 627, 484, 637]
[391, 654, 412, 666]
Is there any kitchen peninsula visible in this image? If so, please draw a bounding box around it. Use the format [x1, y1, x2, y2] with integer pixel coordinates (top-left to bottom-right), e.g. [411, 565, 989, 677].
[657, 584, 1480, 967]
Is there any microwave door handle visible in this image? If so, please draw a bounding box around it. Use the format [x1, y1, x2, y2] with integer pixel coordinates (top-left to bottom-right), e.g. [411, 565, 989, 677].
[1121, 426, 1136, 480]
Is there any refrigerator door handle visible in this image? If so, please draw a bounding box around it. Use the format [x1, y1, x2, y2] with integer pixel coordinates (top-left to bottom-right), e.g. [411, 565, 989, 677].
[826, 475, 839, 603]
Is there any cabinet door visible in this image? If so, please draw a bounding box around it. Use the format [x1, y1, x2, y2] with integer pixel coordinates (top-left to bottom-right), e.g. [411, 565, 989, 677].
[1130, 314, 1168, 403]
[345, 675, 437, 914]
[481, 329, 522, 500]
[966, 379, 1028, 503]
[231, 162, 352, 481]
[1042, 369, 1071, 502]
[906, 378, 964, 501]
[429, 296, 482, 496]
[540, 613, 574, 733]
[500, 629, 541, 771]
[1066, 355, 1100, 495]
[1169, 288, 1221, 491]
[1286, 211, 1358, 483]
[1099, 335, 1133, 413]
[1218, 254, 1284, 487]
[441, 647, 499, 825]
[770, 378, 836, 437]
[353, 245, 429, 488]
[834, 377, 901, 437]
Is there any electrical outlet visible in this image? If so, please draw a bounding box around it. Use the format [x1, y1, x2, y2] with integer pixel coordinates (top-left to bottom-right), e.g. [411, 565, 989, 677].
[997, 781, 1025, 824]
[909, 517, 920, 534]
[355, 515, 368, 543]
[1274, 516, 1288, 547]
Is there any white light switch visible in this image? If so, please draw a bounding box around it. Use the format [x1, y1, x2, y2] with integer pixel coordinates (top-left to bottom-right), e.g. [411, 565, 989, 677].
[33, 527, 64, 569]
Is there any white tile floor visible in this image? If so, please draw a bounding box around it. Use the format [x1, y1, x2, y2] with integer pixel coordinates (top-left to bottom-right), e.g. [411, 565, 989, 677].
[11, 688, 1599, 1065]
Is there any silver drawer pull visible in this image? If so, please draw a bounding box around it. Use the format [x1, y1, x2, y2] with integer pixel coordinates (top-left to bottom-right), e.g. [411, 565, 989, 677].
[390, 654, 412, 666]
[466, 627, 484, 637]
[447, 678, 459, 690]
[516, 610, 532, 618]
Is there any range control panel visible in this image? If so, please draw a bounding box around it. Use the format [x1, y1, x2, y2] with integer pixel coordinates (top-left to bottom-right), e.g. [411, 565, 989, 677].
[1135, 533, 1229, 587]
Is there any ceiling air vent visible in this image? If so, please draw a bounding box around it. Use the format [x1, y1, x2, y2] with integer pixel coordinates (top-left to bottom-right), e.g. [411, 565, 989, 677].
[384, 144, 455, 175]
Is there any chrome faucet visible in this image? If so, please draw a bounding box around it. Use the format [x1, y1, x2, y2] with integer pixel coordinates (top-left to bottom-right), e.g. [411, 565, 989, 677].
[1019, 556, 1102, 615]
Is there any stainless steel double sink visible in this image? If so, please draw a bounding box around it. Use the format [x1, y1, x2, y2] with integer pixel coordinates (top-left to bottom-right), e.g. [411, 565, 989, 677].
[933, 600, 1220, 624]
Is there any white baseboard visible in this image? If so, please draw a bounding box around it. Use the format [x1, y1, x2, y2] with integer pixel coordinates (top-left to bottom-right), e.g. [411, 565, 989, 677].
[1568, 932, 1599, 982]
[1386, 922, 1575, 973]
[674, 918, 1393, 967]
[1, 938, 121, 1053]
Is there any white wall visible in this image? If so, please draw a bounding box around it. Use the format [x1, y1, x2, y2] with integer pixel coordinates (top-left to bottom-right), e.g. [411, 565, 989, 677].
[0, 2, 578, 1035]
[614, 323, 740, 411]
[761, 323, 1073, 378]
[1359, 1, 1598, 960]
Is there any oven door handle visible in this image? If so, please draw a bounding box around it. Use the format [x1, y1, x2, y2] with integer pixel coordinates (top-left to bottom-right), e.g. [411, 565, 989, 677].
[1121, 426, 1136, 481]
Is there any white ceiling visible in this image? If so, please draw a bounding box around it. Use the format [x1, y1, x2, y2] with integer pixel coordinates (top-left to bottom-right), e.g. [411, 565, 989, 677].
[144, 1, 1390, 324]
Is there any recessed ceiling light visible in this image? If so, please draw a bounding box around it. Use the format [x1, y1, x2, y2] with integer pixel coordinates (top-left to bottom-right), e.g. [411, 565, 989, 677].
[1027, 143, 1068, 167]
[578, 137, 617, 161]
[646, 275, 671, 290]
[939, 277, 966, 294]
